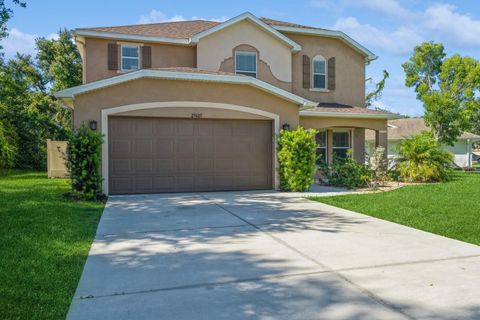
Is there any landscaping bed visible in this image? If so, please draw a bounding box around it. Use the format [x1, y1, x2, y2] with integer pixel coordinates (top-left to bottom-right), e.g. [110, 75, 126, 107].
[310, 172, 480, 245]
[0, 171, 104, 319]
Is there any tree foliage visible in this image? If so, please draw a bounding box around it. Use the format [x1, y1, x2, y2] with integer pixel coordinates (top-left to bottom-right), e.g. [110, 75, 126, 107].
[36, 29, 82, 91]
[403, 42, 480, 145]
[395, 131, 453, 183]
[277, 128, 318, 192]
[0, 0, 26, 54]
[0, 29, 81, 169]
[365, 70, 389, 108]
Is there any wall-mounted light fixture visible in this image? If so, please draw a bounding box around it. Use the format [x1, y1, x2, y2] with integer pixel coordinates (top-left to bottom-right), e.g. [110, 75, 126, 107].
[282, 123, 291, 131]
[89, 120, 97, 131]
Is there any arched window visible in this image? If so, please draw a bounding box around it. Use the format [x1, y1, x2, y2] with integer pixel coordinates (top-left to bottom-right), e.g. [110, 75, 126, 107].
[312, 56, 327, 89]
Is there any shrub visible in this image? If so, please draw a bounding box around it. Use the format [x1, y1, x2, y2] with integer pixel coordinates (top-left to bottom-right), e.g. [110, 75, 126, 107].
[66, 123, 103, 200]
[319, 151, 372, 188]
[395, 131, 453, 182]
[277, 127, 318, 191]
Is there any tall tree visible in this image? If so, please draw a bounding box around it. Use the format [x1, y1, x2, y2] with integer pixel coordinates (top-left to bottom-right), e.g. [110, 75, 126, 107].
[36, 29, 82, 91]
[403, 42, 480, 145]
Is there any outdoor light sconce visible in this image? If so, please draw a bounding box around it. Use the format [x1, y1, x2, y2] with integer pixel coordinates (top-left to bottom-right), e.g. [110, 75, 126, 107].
[282, 123, 291, 131]
[89, 120, 97, 131]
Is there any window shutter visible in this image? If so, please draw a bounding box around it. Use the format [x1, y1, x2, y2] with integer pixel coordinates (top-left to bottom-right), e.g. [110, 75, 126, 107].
[108, 43, 119, 70]
[141, 46, 152, 69]
[328, 57, 336, 90]
[302, 55, 311, 89]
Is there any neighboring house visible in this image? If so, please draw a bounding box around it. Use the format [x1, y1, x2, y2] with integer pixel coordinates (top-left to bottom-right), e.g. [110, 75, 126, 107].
[366, 118, 480, 168]
[55, 12, 395, 195]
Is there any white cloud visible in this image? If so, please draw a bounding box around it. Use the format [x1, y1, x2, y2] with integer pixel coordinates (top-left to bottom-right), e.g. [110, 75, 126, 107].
[348, 0, 415, 20]
[424, 4, 480, 48]
[332, 17, 422, 55]
[1, 28, 37, 58]
[138, 10, 228, 24]
[0, 29, 60, 59]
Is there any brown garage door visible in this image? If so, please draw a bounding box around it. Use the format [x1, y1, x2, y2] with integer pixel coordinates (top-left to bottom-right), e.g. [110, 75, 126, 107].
[108, 116, 273, 194]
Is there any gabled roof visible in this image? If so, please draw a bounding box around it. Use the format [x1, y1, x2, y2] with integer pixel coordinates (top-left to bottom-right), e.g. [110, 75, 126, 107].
[75, 12, 375, 60]
[365, 118, 480, 141]
[54, 68, 317, 108]
[300, 103, 398, 119]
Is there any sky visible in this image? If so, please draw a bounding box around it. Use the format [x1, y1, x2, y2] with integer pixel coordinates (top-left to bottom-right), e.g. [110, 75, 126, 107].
[2, 0, 480, 116]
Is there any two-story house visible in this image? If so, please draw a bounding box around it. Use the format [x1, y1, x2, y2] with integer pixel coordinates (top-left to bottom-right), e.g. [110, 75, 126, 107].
[55, 12, 395, 195]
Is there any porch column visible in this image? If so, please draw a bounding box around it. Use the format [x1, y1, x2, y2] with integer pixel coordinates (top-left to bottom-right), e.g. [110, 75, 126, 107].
[327, 129, 333, 164]
[353, 128, 365, 164]
[375, 129, 388, 155]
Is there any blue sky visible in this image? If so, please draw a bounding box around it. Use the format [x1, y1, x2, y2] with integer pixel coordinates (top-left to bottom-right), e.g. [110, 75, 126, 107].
[2, 0, 480, 116]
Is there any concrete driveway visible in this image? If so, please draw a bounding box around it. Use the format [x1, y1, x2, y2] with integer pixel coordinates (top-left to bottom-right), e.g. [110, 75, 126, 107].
[68, 191, 480, 320]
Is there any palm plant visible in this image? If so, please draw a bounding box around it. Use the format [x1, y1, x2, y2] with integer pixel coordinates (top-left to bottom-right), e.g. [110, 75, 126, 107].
[395, 131, 453, 182]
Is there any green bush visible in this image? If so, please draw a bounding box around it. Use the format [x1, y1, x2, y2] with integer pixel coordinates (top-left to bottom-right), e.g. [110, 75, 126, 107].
[66, 123, 103, 200]
[319, 151, 372, 188]
[395, 131, 453, 182]
[277, 127, 318, 191]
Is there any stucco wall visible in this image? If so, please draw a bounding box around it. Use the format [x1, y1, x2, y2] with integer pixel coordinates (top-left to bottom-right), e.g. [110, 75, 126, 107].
[197, 20, 292, 82]
[286, 33, 366, 107]
[73, 78, 300, 132]
[299, 116, 387, 131]
[82, 37, 196, 83]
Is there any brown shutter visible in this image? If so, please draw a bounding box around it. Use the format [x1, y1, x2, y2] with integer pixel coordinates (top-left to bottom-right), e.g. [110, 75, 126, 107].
[328, 57, 336, 90]
[141, 46, 152, 69]
[302, 55, 311, 89]
[108, 43, 119, 70]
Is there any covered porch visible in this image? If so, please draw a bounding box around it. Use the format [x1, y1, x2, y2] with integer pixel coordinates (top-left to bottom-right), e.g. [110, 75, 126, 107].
[299, 103, 394, 164]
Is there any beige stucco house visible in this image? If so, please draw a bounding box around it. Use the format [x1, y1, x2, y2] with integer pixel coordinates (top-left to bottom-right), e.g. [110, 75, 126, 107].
[55, 12, 395, 195]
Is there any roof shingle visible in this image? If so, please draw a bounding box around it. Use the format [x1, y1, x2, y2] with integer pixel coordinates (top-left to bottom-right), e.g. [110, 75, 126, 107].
[77, 17, 327, 39]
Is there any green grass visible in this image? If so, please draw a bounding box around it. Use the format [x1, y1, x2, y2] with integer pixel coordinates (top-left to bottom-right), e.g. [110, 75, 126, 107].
[0, 171, 104, 320]
[310, 172, 480, 245]
[474, 162, 480, 168]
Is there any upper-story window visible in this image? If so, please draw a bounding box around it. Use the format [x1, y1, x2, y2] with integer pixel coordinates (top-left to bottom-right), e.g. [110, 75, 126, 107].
[235, 51, 257, 78]
[312, 56, 327, 89]
[121, 45, 140, 71]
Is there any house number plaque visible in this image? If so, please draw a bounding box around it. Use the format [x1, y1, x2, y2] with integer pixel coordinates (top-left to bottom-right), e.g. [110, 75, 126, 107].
[191, 113, 203, 119]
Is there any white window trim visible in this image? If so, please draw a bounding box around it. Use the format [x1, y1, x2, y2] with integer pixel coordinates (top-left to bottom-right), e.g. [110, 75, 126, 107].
[235, 51, 257, 78]
[312, 55, 327, 90]
[120, 44, 140, 72]
[316, 130, 328, 164]
[332, 129, 352, 158]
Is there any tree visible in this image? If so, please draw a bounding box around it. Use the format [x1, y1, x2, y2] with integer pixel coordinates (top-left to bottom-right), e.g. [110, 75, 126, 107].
[366, 70, 389, 108]
[0, 0, 26, 54]
[403, 42, 480, 145]
[36, 29, 82, 91]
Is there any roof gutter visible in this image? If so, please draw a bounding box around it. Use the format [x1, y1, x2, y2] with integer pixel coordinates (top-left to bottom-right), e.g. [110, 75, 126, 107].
[54, 69, 316, 108]
[75, 29, 191, 45]
[299, 110, 399, 119]
[272, 25, 377, 62]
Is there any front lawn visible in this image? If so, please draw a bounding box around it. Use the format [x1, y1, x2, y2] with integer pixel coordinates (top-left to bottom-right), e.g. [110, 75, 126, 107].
[0, 171, 104, 319]
[310, 172, 480, 245]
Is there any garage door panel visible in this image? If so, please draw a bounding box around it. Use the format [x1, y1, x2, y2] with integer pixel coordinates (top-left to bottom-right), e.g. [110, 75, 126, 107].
[109, 117, 272, 194]
[133, 119, 154, 136]
[133, 159, 153, 173]
[112, 159, 132, 174]
[134, 139, 154, 154]
[112, 140, 132, 154]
